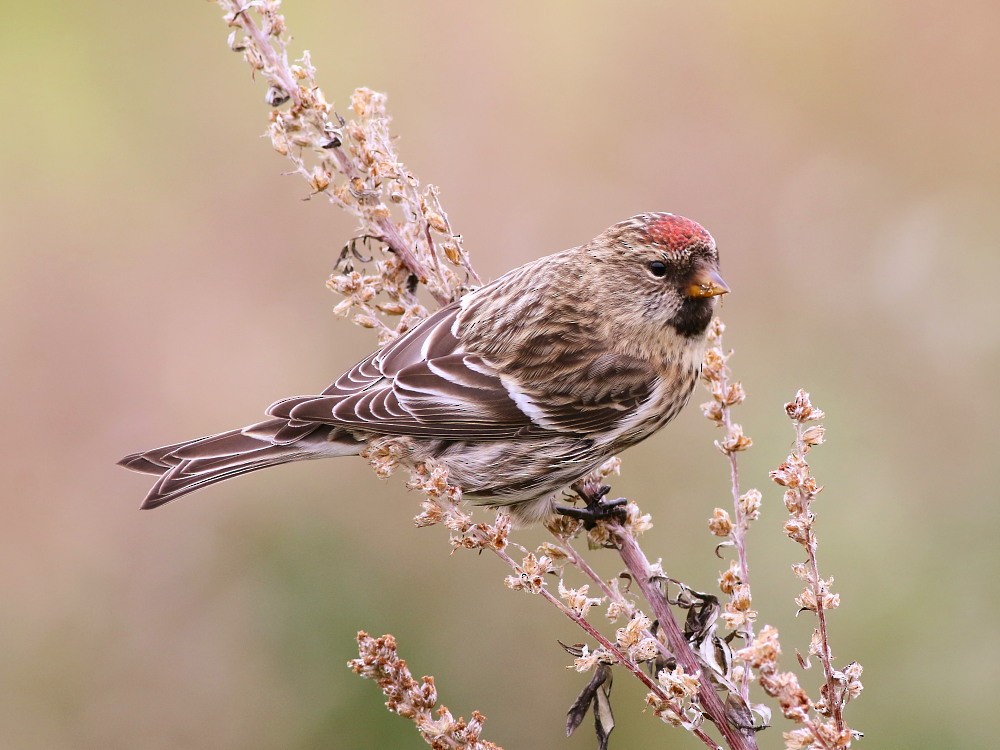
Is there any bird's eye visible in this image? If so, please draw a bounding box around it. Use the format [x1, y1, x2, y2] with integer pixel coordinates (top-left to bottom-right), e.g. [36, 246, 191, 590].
[648, 260, 668, 278]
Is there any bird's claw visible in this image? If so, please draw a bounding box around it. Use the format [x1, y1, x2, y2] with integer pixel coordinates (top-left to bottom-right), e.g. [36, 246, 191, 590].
[557, 487, 628, 530]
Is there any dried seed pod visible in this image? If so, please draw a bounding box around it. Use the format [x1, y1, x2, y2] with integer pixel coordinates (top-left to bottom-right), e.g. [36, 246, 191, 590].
[265, 86, 290, 107]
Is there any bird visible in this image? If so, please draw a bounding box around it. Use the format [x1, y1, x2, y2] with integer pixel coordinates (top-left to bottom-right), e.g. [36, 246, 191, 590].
[119, 213, 729, 525]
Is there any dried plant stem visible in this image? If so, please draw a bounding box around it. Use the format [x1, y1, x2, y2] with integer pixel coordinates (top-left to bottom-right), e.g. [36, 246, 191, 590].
[494, 540, 725, 750]
[559, 538, 634, 616]
[558, 532, 724, 718]
[494, 548, 660, 696]
[350, 632, 501, 750]
[612, 524, 757, 750]
[211, 5, 864, 747]
[716, 348, 754, 701]
[415, 486, 678, 705]
[558, 535, 684, 666]
[219, 0, 479, 330]
[795, 423, 843, 735]
[222, 0, 444, 298]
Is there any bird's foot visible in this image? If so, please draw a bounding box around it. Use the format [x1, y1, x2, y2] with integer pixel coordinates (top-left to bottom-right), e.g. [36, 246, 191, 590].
[557, 483, 628, 529]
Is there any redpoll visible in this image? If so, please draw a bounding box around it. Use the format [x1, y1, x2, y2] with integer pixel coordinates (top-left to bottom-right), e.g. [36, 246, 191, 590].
[120, 213, 729, 524]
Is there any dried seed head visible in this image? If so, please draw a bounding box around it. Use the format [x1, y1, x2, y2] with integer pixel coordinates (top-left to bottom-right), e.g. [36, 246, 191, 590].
[700, 399, 724, 423]
[708, 507, 733, 537]
[785, 389, 825, 423]
[504, 553, 552, 593]
[543, 513, 583, 537]
[450, 514, 511, 552]
[586, 500, 651, 547]
[442, 241, 461, 264]
[718, 559, 742, 595]
[309, 166, 331, 192]
[783, 517, 812, 545]
[783, 489, 804, 514]
[702, 346, 727, 381]
[737, 624, 782, 670]
[770, 453, 808, 488]
[558, 580, 603, 618]
[706, 316, 726, 342]
[783, 726, 816, 749]
[808, 627, 825, 658]
[535, 542, 569, 563]
[790, 562, 812, 583]
[362, 436, 411, 478]
[630, 637, 662, 662]
[795, 578, 839, 613]
[723, 583, 758, 630]
[739, 489, 762, 520]
[716, 423, 752, 453]
[844, 661, 864, 701]
[406, 459, 462, 506]
[572, 644, 614, 672]
[760, 670, 810, 721]
[725, 381, 746, 406]
[425, 210, 449, 234]
[730, 584, 753, 612]
[656, 666, 701, 701]
[801, 425, 826, 450]
[615, 613, 654, 660]
[605, 599, 630, 622]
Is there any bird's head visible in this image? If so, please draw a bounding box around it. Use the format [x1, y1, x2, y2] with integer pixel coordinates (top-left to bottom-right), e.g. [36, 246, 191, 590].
[584, 212, 729, 340]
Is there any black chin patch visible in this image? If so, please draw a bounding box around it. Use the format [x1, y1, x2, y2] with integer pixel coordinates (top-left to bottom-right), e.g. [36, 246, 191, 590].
[670, 297, 714, 338]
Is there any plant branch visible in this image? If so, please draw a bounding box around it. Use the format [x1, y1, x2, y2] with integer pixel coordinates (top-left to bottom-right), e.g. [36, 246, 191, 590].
[613, 523, 757, 750]
[219, 0, 478, 325]
[794, 422, 844, 734]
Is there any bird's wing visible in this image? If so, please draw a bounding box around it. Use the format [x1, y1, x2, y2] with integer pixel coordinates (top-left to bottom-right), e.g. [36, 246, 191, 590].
[268, 303, 533, 438]
[267, 299, 660, 441]
[503, 350, 659, 434]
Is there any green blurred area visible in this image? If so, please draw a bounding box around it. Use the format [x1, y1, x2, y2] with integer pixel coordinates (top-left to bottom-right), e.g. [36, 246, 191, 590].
[1, 1, 998, 748]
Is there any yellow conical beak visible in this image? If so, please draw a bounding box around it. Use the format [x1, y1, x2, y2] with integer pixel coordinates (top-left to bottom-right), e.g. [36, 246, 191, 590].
[686, 268, 730, 298]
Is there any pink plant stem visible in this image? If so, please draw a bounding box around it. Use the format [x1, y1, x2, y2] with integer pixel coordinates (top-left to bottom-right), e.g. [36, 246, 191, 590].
[795, 426, 844, 734]
[727, 451, 751, 704]
[613, 525, 758, 750]
[491, 547, 719, 750]
[716, 353, 753, 701]
[560, 535, 678, 664]
[561, 537, 626, 607]
[492, 548, 657, 693]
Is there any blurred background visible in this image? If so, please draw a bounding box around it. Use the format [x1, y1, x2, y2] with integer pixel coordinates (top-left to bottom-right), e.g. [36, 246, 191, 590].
[2, 1, 998, 748]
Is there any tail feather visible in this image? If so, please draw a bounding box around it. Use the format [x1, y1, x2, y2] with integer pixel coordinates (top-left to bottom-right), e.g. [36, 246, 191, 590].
[119, 419, 362, 509]
[118, 449, 178, 475]
[243, 417, 324, 445]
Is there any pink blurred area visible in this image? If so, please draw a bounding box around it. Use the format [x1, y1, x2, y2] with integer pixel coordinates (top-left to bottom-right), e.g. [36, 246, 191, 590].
[2, 1, 997, 748]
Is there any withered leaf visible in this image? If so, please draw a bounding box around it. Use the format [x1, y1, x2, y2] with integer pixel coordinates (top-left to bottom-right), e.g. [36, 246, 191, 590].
[557, 640, 587, 658]
[724, 692, 755, 737]
[566, 664, 614, 750]
[795, 648, 811, 670]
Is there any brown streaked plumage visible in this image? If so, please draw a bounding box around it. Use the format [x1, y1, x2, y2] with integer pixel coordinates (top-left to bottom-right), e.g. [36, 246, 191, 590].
[119, 213, 729, 524]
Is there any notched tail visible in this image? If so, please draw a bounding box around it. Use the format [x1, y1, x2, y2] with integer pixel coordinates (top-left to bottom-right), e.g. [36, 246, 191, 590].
[118, 418, 361, 509]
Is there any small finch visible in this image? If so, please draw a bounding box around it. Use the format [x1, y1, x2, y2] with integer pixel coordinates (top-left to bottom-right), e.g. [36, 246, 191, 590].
[119, 213, 729, 524]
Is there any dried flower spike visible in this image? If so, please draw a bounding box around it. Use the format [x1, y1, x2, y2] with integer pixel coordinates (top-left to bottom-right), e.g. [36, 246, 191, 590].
[752, 391, 864, 744]
[349, 632, 501, 749]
